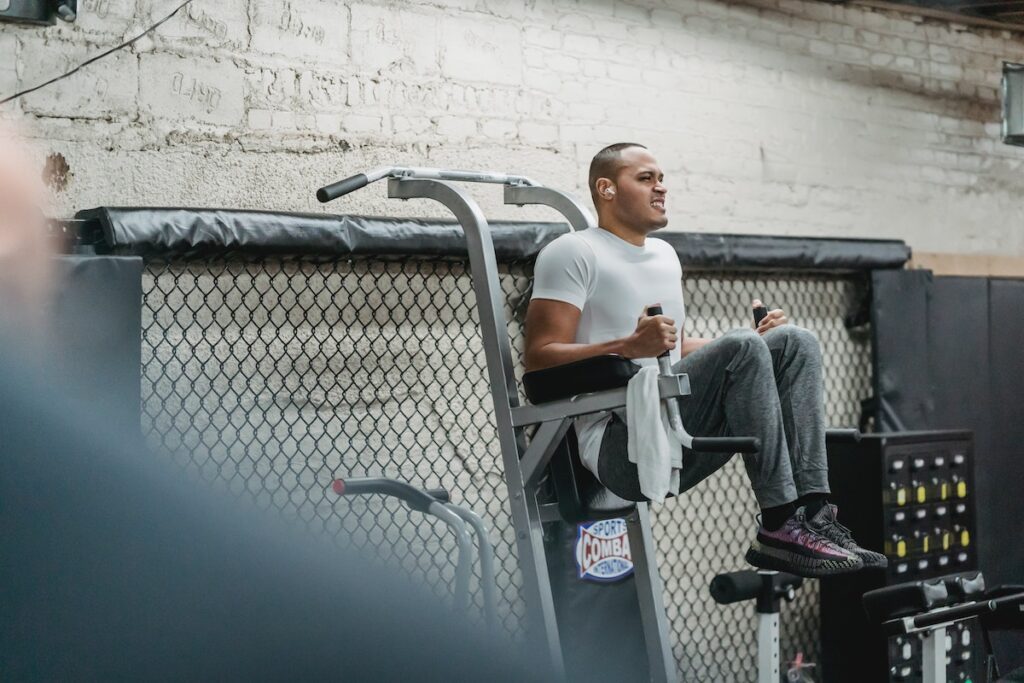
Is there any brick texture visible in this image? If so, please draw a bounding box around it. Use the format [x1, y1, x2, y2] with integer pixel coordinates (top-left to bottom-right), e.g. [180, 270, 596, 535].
[2, 0, 1023, 255]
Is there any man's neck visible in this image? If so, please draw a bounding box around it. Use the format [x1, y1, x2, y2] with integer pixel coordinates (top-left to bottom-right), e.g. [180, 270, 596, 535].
[596, 220, 647, 247]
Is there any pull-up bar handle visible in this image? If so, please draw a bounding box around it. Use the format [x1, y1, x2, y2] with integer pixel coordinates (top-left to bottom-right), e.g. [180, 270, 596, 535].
[332, 477, 442, 514]
[317, 173, 369, 203]
[316, 166, 540, 203]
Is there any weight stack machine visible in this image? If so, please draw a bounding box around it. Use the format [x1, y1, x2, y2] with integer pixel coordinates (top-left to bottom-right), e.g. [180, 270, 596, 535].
[820, 431, 979, 683]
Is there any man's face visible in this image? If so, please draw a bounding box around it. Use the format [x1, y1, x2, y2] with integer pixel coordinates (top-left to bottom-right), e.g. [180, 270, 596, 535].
[609, 147, 668, 232]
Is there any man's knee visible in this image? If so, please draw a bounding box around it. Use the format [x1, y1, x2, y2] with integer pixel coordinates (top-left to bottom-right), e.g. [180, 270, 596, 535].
[768, 325, 820, 355]
[720, 327, 762, 350]
[718, 328, 772, 370]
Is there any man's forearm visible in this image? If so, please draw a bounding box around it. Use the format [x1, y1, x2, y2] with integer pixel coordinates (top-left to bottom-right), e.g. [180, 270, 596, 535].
[528, 334, 715, 370]
[525, 336, 636, 372]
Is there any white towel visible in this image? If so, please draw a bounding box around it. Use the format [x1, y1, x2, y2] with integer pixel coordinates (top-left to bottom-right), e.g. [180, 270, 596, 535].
[626, 366, 683, 503]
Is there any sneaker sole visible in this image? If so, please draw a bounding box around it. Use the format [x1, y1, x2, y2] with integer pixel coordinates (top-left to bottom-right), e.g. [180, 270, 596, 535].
[854, 552, 889, 570]
[745, 539, 864, 578]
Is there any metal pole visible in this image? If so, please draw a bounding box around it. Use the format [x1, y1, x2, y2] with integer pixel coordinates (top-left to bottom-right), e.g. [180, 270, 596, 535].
[503, 185, 597, 232]
[427, 502, 474, 612]
[445, 503, 498, 633]
[921, 627, 946, 683]
[627, 504, 676, 683]
[387, 177, 565, 679]
[518, 417, 573, 487]
[757, 612, 780, 683]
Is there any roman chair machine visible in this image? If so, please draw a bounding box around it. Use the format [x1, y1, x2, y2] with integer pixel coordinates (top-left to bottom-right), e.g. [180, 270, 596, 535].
[316, 167, 758, 681]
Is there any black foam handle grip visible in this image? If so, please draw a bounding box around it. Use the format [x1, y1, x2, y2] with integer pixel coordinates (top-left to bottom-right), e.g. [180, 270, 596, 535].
[691, 436, 760, 454]
[317, 173, 369, 203]
[710, 570, 761, 604]
[753, 304, 768, 327]
[710, 570, 803, 605]
[645, 305, 670, 359]
[331, 477, 438, 513]
[426, 488, 450, 503]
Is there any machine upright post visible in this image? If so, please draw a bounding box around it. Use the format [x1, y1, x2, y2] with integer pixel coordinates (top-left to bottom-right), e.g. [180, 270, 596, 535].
[757, 611, 780, 683]
[754, 571, 784, 683]
[628, 504, 677, 683]
[387, 177, 565, 679]
[921, 626, 947, 683]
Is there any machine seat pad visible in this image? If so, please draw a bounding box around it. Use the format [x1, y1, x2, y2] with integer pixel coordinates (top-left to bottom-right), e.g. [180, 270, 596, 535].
[946, 571, 986, 600]
[523, 354, 639, 405]
[863, 577, 951, 624]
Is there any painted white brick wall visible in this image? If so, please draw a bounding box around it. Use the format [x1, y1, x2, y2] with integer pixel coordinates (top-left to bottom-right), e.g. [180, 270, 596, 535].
[3, 0, 1024, 255]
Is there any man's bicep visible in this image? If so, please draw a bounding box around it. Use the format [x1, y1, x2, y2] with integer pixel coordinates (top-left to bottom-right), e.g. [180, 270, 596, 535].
[525, 298, 581, 348]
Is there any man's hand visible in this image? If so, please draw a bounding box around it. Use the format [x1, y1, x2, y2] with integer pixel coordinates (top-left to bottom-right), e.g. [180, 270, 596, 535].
[752, 298, 788, 335]
[624, 306, 677, 358]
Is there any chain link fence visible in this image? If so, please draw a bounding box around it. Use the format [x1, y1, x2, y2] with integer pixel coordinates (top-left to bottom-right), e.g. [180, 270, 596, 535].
[140, 253, 871, 681]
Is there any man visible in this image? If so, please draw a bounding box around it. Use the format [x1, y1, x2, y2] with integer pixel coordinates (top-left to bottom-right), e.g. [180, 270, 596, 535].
[524, 143, 884, 578]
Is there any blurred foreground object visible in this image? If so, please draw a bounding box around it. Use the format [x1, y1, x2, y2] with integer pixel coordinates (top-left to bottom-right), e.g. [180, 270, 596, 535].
[0, 122, 53, 340]
[0, 352, 546, 681]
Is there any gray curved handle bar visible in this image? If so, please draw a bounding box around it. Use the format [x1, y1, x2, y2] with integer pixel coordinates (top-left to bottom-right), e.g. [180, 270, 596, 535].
[317, 167, 540, 203]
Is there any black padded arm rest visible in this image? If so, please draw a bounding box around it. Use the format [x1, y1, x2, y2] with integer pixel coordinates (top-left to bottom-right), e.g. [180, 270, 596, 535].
[523, 354, 639, 405]
[945, 571, 986, 600]
[863, 576, 951, 624]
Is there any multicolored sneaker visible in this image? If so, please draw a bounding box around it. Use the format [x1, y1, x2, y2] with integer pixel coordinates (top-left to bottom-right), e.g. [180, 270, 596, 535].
[745, 506, 864, 578]
[807, 503, 889, 570]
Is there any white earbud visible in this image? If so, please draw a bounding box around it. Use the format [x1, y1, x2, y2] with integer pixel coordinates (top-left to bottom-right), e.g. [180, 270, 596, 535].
[604, 189, 615, 197]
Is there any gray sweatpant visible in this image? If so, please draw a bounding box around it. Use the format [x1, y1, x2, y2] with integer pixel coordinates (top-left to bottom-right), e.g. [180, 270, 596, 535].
[596, 325, 830, 509]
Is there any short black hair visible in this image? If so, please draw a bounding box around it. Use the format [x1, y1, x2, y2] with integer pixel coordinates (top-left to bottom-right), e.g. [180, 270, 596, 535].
[588, 142, 647, 204]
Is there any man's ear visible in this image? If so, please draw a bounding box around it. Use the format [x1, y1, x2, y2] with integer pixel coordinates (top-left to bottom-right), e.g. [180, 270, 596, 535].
[595, 178, 615, 200]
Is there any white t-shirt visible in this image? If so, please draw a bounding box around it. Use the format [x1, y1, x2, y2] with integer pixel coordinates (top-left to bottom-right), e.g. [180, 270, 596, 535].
[530, 226, 686, 475]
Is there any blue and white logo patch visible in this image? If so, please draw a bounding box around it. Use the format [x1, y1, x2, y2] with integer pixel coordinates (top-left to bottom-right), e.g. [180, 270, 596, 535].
[575, 518, 633, 582]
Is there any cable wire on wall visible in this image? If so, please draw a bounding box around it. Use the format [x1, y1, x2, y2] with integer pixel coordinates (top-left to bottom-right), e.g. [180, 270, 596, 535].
[0, 0, 195, 106]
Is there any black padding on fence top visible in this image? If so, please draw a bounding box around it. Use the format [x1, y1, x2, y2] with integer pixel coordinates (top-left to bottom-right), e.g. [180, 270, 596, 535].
[75, 207, 910, 270]
[75, 207, 565, 261]
[658, 231, 910, 271]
